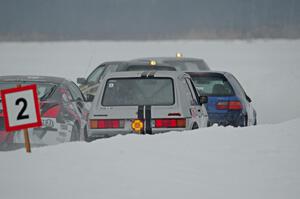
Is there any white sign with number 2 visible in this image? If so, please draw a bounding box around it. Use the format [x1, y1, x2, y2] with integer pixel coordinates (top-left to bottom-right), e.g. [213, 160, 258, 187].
[5, 89, 38, 127]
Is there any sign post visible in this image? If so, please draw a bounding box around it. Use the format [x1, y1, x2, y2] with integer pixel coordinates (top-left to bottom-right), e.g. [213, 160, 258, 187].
[0, 84, 42, 153]
[23, 128, 31, 153]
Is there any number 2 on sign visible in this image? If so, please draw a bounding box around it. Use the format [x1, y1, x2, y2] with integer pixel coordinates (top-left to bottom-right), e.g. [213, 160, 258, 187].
[16, 98, 29, 120]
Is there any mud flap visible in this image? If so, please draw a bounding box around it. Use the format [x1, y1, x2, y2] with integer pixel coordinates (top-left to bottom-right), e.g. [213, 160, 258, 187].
[145, 105, 152, 134]
[137, 105, 145, 134]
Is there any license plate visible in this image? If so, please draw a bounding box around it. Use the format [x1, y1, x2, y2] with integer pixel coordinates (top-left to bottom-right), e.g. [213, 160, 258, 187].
[42, 119, 54, 128]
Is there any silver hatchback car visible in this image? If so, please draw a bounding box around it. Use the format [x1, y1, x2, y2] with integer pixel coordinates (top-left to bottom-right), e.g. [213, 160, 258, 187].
[86, 71, 209, 140]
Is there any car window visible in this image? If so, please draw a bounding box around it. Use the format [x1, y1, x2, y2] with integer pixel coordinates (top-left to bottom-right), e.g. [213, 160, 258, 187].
[102, 78, 174, 106]
[191, 74, 234, 96]
[68, 82, 85, 101]
[164, 60, 209, 71]
[87, 65, 106, 83]
[0, 82, 57, 100]
[181, 79, 196, 106]
[227, 74, 246, 98]
[99, 63, 123, 80]
[185, 78, 199, 105]
[50, 85, 72, 102]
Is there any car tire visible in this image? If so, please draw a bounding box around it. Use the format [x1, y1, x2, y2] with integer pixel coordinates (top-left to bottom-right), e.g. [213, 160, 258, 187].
[192, 123, 199, 130]
[243, 115, 248, 127]
[0, 135, 12, 151]
[254, 118, 257, 126]
[84, 126, 93, 142]
[70, 124, 80, 141]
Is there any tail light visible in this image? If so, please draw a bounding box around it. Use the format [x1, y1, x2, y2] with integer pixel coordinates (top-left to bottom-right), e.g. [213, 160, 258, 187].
[216, 101, 242, 110]
[154, 118, 186, 128]
[43, 105, 61, 118]
[89, 119, 125, 129]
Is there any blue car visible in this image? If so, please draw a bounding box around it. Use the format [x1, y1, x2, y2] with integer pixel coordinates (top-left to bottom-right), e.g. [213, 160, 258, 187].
[187, 71, 257, 127]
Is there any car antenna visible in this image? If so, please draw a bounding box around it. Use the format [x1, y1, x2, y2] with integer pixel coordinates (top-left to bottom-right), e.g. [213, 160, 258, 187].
[84, 44, 96, 77]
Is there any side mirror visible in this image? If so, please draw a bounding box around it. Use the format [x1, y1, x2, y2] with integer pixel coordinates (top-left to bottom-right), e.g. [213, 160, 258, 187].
[245, 94, 252, 102]
[199, 96, 208, 105]
[77, 77, 87, 85]
[86, 94, 95, 102]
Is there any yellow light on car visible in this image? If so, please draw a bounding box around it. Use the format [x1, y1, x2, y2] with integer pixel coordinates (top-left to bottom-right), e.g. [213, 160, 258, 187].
[89, 120, 98, 129]
[176, 52, 183, 58]
[149, 60, 157, 66]
[131, 119, 144, 133]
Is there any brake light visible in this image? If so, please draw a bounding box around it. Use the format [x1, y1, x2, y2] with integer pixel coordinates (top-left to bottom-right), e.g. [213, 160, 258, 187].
[89, 119, 125, 129]
[43, 105, 60, 118]
[154, 118, 186, 128]
[228, 101, 242, 110]
[216, 101, 242, 110]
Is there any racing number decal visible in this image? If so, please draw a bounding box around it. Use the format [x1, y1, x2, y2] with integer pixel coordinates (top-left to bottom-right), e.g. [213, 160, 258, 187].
[15, 98, 30, 120]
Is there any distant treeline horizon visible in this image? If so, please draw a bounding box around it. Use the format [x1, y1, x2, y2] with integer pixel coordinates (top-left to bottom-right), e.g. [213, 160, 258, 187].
[0, 0, 299, 41]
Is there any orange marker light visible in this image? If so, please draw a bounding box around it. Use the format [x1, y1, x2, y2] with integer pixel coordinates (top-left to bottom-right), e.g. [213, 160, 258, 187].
[131, 119, 144, 133]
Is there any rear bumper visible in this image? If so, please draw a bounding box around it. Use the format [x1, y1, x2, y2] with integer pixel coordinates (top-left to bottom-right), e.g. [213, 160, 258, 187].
[13, 123, 73, 146]
[208, 111, 245, 127]
[87, 127, 186, 139]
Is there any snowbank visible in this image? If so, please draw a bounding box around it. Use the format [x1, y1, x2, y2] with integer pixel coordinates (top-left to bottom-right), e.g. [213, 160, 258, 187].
[1, 119, 299, 199]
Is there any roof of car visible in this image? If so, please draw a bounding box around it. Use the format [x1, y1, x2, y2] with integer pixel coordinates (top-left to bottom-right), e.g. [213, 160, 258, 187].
[0, 75, 67, 84]
[132, 57, 206, 62]
[97, 60, 175, 69]
[103, 71, 190, 79]
[186, 71, 230, 76]
[99, 61, 126, 66]
[131, 57, 210, 72]
[118, 61, 176, 71]
[126, 60, 173, 66]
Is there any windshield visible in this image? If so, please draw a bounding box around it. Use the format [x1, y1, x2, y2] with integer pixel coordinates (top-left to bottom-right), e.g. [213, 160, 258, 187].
[190, 75, 234, 96]
[164, 60, 209, 71]
[0, 82, 57, 100]
[102, 78, 174, 106]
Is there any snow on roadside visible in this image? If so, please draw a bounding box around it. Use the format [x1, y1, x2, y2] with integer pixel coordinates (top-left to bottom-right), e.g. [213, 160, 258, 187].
[1, 118, 299, 199]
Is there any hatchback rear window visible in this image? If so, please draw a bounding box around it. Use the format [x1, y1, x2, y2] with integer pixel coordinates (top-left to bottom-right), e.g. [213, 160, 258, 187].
[164, 60, 209, 71]
[102, 78, 174, 106]
[0, 82, 57, 100]
[190, 74, 234, 96]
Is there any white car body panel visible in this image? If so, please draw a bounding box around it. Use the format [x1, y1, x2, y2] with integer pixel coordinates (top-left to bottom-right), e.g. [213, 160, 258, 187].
[87, 71, 208, 139]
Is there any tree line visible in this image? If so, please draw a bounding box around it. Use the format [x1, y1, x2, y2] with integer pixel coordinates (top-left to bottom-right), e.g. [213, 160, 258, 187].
[0, 0, 299, 41]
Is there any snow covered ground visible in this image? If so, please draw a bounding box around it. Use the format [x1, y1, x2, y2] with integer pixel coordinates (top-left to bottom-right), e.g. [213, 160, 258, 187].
[0, 40, 300, 198]
[1, 119, 300, 199]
